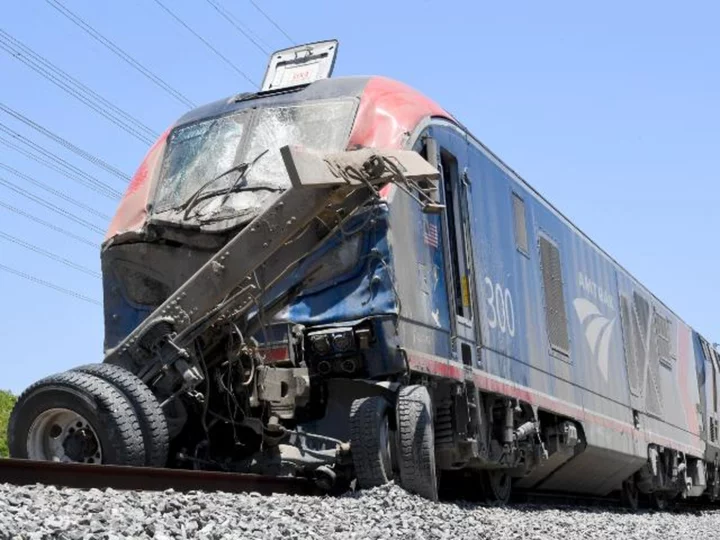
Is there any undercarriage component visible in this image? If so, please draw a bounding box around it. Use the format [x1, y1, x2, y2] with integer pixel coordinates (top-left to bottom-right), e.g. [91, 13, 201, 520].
[651, 491, 674, 510]
[707, 458, 720, 501]
[513, 421, 538, 443]
[514, 419, 583, 490]
[634, 444, 705, 507]
[396, 385, 438, 501]
[277, 443, 338, 469]
[349, 396, 394, 488]
[8, 371, 145, 466]
[252, 366, 310, 420]
[73, 363, 169, 467]
[561, 421, 579, 448]
[482, 470, 512, 506]
[621, 475, 640, 511]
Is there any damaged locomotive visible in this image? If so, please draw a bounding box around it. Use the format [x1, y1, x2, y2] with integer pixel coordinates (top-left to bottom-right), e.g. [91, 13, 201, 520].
[8, 40, 720, 508]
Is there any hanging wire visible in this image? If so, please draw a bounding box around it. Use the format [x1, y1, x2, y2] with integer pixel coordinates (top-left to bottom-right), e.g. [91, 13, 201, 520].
[0, 28, 158, 144]
[152, 0, 259, 88]
[0, 176, 106, 235]
[204, 0, 271, 55]
[248, 0, 295, 45]
[0, 162, 112, 220]
[45, 0, 196, 109]
[0, 230, 100, 278]
[0, 200, 97, 248]
[0, 263, 101, 305]
[0, 102, 131, 182]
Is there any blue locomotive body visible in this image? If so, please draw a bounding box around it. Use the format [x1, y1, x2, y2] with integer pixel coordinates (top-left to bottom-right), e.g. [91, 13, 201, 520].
[381, 117, 716, 498]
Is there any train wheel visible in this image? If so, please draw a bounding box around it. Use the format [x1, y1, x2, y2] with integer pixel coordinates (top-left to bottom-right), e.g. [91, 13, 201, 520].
[350, 396, 394, 488]
[8, 371, 145, 466]
[482, 470, 512, 506]
[621, 477, 639, 511]
[651, 492, 672, 511]
[709, 464, 720, 503]
[73, 363, 169, 468]
[396, 385, 438, 501]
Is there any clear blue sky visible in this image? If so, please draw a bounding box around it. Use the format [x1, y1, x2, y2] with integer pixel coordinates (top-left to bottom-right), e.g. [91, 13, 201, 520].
[1, 1, 718, 394]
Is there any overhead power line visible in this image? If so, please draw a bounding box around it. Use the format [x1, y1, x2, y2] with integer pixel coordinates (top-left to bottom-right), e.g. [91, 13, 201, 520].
[0, 200, 97, 248]
[152, 0, 258, 88]
[204, 0, 270, 55]
[248, 0, 294, 45]
[45, 0, 196, 109]
[0, 263, 101, 306]
[0, 102, 130, 182]
[0, 28, 158, 145]
[0, 128, 122, 200]
[0, 162, 111, 221]
[0, 230, 100, 278]
[0, 176, 106, 235]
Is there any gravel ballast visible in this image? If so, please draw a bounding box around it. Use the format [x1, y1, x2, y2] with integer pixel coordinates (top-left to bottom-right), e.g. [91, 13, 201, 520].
[2, 482, 720, 540]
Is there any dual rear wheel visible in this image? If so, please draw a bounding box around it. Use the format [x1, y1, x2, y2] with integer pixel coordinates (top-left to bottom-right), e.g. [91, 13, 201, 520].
[350, 385, 438, 500]
[8, 364, 168, 468]
[350, 385, 514, 504]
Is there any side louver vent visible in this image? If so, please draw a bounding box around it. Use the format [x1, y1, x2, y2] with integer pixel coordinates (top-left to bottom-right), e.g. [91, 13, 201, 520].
[539, 235, 570, 356]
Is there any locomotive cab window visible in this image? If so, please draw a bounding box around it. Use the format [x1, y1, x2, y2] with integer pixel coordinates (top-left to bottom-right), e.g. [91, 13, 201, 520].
[655, 312, 672, 369]
[512, 192, 529, 256]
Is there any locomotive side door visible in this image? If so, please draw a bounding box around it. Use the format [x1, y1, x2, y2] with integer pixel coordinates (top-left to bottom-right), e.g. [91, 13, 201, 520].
[427, 130, 478, 372]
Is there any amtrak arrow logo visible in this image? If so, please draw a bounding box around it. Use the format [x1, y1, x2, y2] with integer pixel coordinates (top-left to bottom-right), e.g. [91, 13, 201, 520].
[573, 298, 616, 381]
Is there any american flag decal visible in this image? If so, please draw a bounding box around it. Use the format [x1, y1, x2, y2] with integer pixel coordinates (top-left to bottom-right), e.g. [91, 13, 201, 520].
[423, 219, 439, 248]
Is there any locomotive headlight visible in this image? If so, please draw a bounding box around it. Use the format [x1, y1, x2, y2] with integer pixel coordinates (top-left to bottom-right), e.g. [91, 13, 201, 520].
[307, 327, 356, 356]
[310, 334, 331, 355]
[331, 331, 354, 352]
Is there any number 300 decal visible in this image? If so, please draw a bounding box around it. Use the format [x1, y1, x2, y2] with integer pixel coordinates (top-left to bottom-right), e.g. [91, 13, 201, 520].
[484, 277, 515, 337]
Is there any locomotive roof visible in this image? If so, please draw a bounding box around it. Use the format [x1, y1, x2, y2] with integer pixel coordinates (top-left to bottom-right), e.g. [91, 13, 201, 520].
[173, 76, 376, 128]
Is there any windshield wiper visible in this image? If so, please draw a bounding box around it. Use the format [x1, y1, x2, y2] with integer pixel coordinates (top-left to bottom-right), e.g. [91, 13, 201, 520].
[214, 148, 270, 209]
[178, 148, 270, 221]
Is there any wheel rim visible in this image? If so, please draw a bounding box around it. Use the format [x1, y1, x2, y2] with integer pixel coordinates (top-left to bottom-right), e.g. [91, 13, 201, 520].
[27, 408, 103, 464]
[379, 413, 393, 480]
[622, 479, 639, 510]
[486, 471, 512, 504]
[652, 492, 669, 511]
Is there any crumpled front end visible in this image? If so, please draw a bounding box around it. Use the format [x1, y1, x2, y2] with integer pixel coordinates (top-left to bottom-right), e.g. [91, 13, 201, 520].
[258, 201, 405, 380]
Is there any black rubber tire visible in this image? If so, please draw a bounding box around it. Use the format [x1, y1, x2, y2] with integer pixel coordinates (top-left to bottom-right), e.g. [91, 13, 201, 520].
[8, 371, 145, 466]
[73, 363, 169, 468]
[350, 396, 393, 489]
[396, 385, 438, 501]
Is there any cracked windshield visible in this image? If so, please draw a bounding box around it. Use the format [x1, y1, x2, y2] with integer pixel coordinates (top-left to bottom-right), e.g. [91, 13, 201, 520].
[153, 100, 356, 224]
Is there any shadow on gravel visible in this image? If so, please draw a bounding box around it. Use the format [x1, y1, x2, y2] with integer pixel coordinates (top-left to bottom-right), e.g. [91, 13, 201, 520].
[434, 470, 713, 516]
[436, 489, 709, 517]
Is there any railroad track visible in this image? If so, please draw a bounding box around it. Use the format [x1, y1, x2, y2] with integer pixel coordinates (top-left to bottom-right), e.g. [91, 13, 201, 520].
[0, 458, 319, 496]
[1, 457, 717, 515]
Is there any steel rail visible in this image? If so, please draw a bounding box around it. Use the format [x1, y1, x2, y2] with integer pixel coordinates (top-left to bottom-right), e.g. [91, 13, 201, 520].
[0, 458, 318, 496]
[2, 458, 716, 512]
